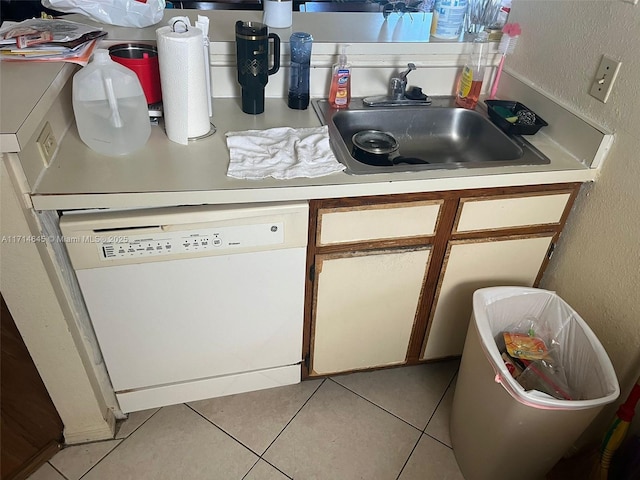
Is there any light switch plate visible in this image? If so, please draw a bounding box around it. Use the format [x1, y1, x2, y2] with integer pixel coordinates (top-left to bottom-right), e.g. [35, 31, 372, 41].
[589, 56, 622, 103]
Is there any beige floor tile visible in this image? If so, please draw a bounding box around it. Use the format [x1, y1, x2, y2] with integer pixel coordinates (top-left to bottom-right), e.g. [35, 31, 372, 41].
[332, 360, 459, 429]
[27, 463, 66, 480]
[82, 404, 257, 480]
[398, 434, 464, 480]
[424, 379, 456, 447]
[115, 408, 160, 439]
[189, 379, 322, 454]
[264, 380, 421, 480]
[244, 460, 291, 480]
[49, 439, 121, 480]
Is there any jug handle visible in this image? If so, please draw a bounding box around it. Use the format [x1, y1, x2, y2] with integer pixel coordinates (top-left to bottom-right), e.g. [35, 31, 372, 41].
[268, 33, 280, 76]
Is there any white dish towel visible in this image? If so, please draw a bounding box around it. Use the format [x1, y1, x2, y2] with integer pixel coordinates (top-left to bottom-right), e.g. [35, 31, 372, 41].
[226, 125, 345, 180]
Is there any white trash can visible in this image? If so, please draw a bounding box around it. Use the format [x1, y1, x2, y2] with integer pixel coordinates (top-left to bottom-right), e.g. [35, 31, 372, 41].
[451, 287, 619, 480]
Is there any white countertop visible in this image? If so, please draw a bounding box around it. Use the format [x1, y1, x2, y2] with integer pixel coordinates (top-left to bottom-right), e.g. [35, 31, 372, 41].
[31, 97, 595, 211]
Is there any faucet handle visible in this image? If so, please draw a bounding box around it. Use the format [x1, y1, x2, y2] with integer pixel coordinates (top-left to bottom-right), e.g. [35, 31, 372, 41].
[389, 63, 416, 100]
[398, 63, 416, 81]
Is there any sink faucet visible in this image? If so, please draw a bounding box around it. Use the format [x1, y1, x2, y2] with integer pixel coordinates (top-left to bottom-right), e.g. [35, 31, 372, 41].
[363, 63, 431, 107]
[390, 63, 416, 100]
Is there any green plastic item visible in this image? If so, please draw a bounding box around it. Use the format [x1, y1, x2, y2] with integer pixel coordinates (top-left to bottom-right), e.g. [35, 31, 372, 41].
[493, 105, 518, 123]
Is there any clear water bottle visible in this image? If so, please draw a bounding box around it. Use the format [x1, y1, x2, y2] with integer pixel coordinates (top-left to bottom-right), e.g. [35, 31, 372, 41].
[288, 32, 313, 110]
[455, 31, 489, 110]
[73, 49, 150, 156]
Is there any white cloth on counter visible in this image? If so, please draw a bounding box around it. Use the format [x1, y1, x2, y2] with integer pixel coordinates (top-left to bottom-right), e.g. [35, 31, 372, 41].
[225, 125, 345, 180]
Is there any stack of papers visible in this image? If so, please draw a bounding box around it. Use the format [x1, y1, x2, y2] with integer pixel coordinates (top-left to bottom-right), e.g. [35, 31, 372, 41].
[0, 18, 107, 65]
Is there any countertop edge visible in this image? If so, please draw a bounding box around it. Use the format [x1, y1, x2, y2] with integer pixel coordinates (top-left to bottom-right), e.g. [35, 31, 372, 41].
[31, 168, 596, 210]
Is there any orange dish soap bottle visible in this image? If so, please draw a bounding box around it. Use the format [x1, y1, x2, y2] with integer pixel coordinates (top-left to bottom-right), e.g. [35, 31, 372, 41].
[329, 45, 351, 109]
[455, 31, 489, 110]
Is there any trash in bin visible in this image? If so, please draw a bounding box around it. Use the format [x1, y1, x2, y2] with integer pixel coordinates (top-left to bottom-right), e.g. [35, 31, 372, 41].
[450, 286, 620, 480]
[515, 355, 574, 400]
[501, 319, 576, 400]
[475, 287, 619, 410]
[503, 331, 549, 360]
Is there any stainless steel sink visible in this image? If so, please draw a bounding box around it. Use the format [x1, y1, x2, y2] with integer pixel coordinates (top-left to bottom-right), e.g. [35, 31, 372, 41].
[312, 98, 550, 175]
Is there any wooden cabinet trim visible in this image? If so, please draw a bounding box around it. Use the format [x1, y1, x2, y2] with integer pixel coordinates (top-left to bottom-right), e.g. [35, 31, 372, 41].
[310, 184, 581, 209]
[314, 236, 435, 254]
[405, 198, 460, 362]
[317, 199, 443, 214]
[311, 191, 458, 209]
[302, 201, 321, 378]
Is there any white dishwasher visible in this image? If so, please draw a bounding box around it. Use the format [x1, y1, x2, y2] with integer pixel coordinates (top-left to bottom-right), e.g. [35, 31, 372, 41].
[60, 202, 308, 413]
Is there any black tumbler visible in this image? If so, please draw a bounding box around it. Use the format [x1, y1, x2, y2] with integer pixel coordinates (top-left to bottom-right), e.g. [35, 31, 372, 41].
[235, 21, 280, 114]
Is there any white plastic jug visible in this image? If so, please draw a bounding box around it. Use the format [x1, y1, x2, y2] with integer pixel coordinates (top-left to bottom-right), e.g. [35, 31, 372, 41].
[73, 49, 150, 156]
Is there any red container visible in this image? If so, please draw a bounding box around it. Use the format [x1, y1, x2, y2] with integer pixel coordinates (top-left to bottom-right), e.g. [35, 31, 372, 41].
[109, 43, 162, 105]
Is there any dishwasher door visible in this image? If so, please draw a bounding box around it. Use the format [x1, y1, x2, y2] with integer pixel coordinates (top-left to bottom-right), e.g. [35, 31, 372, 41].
[60, 202, 309, 412]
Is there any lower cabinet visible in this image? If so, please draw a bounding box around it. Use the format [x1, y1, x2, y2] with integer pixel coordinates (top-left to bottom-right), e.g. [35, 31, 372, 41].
[304, 184, 581, 377]
[311, 247, 431, 375]
[420, 234, 555, 360]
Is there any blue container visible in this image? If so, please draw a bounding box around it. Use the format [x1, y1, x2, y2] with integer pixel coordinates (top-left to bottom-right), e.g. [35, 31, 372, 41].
[288, 32, 313, 110]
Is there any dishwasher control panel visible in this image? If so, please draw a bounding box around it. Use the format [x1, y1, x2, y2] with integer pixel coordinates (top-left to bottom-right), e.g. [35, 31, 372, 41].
[98, 222, 284, 260]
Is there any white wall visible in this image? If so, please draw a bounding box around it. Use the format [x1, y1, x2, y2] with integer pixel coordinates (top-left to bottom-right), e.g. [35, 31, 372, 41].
[508, 0, 640, 442]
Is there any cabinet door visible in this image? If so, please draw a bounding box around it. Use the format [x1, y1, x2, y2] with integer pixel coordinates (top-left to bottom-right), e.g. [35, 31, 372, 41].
[421, 234, 554, 360]
[311, 247, 431, 375]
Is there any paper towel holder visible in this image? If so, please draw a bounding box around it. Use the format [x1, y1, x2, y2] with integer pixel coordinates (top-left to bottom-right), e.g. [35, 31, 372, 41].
[172, 20, 189, 33]
[188, 122, 217, 141]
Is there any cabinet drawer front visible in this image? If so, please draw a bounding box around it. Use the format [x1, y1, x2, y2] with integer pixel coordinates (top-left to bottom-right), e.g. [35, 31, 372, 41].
[318, 201, 442, 246]
[455, 193, 571, 233]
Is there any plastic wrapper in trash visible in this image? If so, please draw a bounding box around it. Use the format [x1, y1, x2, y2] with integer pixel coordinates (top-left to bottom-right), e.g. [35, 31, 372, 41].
[518, 357, 575, 400]
[42, 0, 166, 28]
[501, 315, 577, 400]
[475, 287, 619, 410]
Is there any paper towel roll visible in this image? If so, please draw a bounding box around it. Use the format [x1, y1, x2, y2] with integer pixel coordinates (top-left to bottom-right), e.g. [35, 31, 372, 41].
[156, 26, 211, 145]
[263, 0, 292, 29]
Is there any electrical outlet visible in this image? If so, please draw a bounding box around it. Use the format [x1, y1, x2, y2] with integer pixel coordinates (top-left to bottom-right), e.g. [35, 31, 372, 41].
[589, 56, 622, 103]
[37, 122, 57, 166]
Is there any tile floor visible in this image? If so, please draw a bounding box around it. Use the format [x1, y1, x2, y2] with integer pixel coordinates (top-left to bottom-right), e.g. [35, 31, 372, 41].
[28, 360, 464, 480]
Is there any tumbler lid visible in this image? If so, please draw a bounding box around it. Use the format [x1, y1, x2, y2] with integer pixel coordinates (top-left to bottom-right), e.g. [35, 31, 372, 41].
[236, 21, 268, 38]
[290, 32, 313, 42]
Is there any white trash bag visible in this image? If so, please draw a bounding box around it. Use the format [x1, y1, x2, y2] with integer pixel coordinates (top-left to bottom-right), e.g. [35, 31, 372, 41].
[474, 287, 619, 410]
[42, 0, 166, 28]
